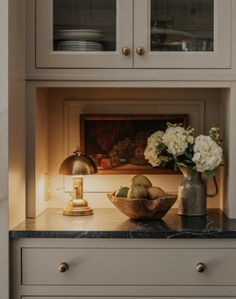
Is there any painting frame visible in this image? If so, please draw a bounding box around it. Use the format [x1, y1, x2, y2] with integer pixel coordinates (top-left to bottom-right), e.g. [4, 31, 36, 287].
[80, 114, 189, 174]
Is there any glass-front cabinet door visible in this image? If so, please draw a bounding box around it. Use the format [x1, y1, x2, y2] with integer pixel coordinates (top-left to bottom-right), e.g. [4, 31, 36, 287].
[36, 0, 133, 68]
[134, 0, 231, 68]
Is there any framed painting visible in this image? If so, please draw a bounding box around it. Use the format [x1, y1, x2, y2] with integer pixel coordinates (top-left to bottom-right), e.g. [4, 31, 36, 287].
[80, 114, 188, 174]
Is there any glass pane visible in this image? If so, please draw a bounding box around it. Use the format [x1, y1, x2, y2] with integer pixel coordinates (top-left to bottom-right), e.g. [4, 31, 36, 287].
[53, 0, 116, 52]
[151, 0, 214, 52]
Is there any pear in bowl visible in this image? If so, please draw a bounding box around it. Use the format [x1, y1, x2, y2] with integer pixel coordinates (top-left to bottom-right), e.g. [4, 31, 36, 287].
[107, 193, 177, 221]
[109, 174, 177, 220]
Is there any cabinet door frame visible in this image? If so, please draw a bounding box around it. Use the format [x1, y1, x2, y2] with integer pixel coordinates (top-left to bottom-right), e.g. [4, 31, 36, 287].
[35, 0, 133, 69]
[134, 0, 231, 69]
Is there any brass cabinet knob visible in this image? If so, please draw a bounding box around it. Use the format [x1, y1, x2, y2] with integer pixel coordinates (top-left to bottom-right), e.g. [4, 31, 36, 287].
[58, 262, 69, 273]
[136, 46, 145, 56]
[122, 47, 131, 56]
[196, 262, 207, 273]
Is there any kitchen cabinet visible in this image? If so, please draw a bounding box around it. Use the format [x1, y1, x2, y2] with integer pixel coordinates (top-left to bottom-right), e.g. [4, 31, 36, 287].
[36, 0, 133, 68]
[134, 0, 231, 68]
[21, 298, 236, 299]
[12, 239, 236, 299]
[21, 247, 236, 286]
[35, 0, 231, 69]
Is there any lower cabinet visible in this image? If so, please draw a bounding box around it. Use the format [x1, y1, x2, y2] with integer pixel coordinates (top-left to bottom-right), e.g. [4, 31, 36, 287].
[22, 298, 236, 299]
[12, 239, 236, 299]
[21, 247, 236, 286]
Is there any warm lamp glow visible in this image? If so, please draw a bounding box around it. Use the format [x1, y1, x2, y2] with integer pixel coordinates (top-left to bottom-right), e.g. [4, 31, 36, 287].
[59, 149, 97, 216]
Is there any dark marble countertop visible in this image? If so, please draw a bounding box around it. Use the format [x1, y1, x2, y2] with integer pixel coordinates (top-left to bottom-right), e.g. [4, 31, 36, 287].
[10, 208, 236, 239]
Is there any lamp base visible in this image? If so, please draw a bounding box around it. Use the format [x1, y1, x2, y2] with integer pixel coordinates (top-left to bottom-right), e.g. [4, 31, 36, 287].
[63, 199, 94, 216]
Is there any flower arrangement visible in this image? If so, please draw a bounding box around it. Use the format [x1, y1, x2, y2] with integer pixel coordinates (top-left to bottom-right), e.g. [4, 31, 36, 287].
[144, 123, 223, 178]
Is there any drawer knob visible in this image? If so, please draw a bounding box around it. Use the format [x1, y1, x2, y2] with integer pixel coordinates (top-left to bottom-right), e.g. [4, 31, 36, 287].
[122, 47, 131, 56]
[58, 262, 69, 273]
[196, 262, 206, 273]
[136, 46, 145, 56]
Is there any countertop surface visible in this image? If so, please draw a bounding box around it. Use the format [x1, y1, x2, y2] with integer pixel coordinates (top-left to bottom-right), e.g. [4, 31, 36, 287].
[10, 208, 236, 238]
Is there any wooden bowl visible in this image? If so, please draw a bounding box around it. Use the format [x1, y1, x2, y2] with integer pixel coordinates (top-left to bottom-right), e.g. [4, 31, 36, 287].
[107, 193, 177, 221]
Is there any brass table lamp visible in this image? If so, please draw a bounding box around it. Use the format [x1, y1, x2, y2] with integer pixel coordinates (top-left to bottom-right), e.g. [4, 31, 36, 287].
[59, 149, 97, 216]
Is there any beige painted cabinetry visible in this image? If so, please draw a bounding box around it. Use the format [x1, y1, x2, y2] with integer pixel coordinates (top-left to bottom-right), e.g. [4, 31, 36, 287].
[12, 239, 236, 299]
[35, 0, 133, 68]
[7, 1, 236, 299]
[22, 298, 141, 299]
[134, 0, 231, 69]
[21, 298, 236, 299]
[34, 0, 231, 70]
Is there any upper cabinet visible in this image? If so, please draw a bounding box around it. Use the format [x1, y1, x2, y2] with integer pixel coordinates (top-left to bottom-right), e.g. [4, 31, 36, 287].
[35, 0, 231, 69]
[36, 0, 133, 68]
[134, 0, 231, 68]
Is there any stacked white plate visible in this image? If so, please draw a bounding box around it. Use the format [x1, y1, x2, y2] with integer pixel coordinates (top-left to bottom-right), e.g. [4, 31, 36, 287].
[55, 29, 104, 51]
[54, 29, 103, 41]
[57, 40, 103, 51]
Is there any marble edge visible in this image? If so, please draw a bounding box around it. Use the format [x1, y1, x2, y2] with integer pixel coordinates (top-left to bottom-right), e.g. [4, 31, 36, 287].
[9, 230, 236, 239]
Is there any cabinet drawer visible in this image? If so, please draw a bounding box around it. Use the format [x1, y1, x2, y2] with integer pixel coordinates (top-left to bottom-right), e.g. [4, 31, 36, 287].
[22, 298, 236, 299]
[22, 247, 236, 286]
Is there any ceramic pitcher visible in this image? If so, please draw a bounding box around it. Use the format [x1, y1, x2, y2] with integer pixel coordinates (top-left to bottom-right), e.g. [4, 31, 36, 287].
[178, 167, 218, 216]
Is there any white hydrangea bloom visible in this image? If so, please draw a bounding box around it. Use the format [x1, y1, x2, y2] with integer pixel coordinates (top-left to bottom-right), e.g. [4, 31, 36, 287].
[144, 131, 164, 167]
[162, 126, 188, 156]
[193, 135, 223, 172]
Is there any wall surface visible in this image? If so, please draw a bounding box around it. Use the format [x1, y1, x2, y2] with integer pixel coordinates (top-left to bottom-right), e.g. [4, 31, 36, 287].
[0, 0, 9, 297]
[9, 0, 26, 229]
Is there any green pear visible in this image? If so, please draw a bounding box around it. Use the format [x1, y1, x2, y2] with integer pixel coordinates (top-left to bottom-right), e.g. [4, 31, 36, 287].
[128, 185, 148, 199]
[130, 175, 152, 188]
[147, 186, 165, 200]
[115, 187, 129, 198]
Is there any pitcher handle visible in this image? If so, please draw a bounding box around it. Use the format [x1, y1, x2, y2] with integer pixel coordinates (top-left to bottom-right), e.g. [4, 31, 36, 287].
[207, 176, 218, 198]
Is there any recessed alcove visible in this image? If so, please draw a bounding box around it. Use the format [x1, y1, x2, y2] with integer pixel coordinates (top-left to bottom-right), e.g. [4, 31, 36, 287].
[26, 87, 231, 219]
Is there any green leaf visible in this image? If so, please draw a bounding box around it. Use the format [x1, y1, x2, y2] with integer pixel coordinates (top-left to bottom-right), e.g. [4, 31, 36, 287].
[184, 151, 193, 161]
[202, 169, 217, 179]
